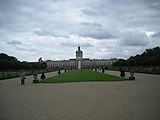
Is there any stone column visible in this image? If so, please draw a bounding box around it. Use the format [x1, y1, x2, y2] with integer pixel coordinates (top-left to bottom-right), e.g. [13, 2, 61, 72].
[78, 60, 81, 69]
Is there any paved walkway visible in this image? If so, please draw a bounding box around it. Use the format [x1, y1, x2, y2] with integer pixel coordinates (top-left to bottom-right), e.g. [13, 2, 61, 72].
[0, 70, 160, 120]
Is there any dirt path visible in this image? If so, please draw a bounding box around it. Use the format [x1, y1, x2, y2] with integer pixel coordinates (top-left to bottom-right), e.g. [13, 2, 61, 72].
[0, 70, 160, 120]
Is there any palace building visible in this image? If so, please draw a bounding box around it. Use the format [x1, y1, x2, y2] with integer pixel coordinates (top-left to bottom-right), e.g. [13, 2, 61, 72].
[45, 46, 117, 69]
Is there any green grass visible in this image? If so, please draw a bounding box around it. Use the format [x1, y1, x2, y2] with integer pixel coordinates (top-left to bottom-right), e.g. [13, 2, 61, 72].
[0, 71, 19, 80]
[40, 70, 126, 83]
[0, 69, 57, 80]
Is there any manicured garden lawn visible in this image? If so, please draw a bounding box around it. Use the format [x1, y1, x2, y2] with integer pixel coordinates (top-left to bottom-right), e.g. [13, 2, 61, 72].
[0, 71, 19, 80]
[40, 70, 126, 83]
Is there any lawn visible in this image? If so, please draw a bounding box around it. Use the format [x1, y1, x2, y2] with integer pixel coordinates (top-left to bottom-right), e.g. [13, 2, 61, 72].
[40, 70, 126, 83]
[0, 71, 19, 80]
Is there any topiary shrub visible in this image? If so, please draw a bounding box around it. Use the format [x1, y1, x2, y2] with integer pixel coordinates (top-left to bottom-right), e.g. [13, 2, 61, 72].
[41, 72, 46, 79]
[120, 68, 125, 77]
[58, 69, 61, 74]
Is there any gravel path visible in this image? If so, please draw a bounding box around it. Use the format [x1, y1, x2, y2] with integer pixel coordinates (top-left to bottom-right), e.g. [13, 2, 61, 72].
[0, 70, 160, 120]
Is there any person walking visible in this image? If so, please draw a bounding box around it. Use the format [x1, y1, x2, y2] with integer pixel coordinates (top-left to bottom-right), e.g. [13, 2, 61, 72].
[20, 70, 26, 85]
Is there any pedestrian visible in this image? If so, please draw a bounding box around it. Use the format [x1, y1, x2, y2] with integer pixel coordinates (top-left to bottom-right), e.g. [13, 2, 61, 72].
[20, 70, 26, 85]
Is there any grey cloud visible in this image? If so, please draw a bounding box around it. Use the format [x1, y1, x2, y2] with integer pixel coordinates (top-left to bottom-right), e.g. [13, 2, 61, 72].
[151, 32, 160, 38]
[0, 0, 160, 61]
[7, 40, 22, 45]
[79, 22, 90, 26]
[81, 9, 98, 16]
[0, 0, 19, 11]
[0, 0, 40, 32]
[149, 3, 160, 10]
[79, 30, 116, 40]
[79, 22, 102, 28]
[120, 32, 149, 46]
[34, 30, 52, 36]
[60, 41, 93, 48]
[60, 42, 77, 47]
[81, 9, 107, 16]
[92, 23, 102, 27]
[78, 20, 115, 40]
[34, 30, 69, 38]
[61, 35, 70, 39]
[140, 0, 160, 10]
[14, 46, 40, 52]
[0, 0, 40, 13]
[81, 43, 93, 48]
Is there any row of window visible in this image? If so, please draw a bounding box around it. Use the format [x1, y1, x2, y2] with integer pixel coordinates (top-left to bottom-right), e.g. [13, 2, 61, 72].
[47, 61, 113, 68]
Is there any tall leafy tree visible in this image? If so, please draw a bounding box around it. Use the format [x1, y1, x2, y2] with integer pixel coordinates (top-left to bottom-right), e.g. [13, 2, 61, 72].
[113, 46, 160, 67]
[0, 53, 47, 70]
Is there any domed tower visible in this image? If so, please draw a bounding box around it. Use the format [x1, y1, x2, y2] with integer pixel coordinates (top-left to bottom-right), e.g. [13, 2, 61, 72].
[76, 45, 83, 69]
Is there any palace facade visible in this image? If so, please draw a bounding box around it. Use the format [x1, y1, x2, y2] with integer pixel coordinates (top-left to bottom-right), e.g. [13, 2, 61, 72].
[45, 46, 117, 69]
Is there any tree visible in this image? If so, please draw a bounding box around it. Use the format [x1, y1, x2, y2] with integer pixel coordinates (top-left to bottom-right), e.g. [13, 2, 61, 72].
[0, 53, 47, 70]
[113, 46, 160, 67]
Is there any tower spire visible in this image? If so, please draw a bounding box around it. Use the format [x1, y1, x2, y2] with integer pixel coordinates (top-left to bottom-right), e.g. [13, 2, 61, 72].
[78, 44, 80, 50]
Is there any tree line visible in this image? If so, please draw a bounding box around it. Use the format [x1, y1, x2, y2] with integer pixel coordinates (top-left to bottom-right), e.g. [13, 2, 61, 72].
[0, 53, 47, 70]
[113, 46, 160, 67]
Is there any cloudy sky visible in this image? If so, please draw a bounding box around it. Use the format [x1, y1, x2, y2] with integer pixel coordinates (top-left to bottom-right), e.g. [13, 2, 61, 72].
[0, 0, 160, 62]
